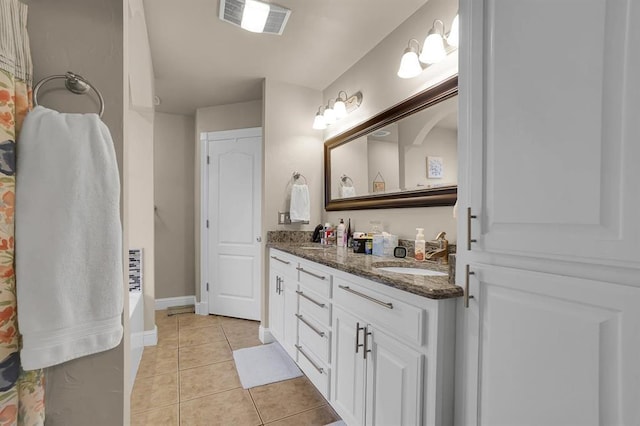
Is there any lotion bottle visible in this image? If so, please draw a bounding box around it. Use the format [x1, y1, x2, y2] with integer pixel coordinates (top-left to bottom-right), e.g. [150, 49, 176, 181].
[414, 228, 426, 261]
[337, 219, 346, 247]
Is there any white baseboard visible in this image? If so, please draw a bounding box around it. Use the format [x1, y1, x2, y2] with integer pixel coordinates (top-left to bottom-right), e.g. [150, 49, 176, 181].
[155, 295, 196, 310]
[259, 325, 274, 344]
[195, 301, 208, 316]
[143, 325, 158, 346]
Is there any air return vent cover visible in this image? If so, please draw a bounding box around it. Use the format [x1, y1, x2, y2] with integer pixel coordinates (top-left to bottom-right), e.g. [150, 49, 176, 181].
[219, 0, 292, 35]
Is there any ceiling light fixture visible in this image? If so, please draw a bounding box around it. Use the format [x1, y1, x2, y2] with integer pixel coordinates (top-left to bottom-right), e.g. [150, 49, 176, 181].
[397, 39, 423, 79]
[311, 91, 362, 130]
[241, 0, 270, 33]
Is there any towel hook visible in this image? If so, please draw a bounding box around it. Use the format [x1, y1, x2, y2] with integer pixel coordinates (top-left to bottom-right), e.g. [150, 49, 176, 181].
[33, 71, 105, 118]
[292, 171, 308, 184]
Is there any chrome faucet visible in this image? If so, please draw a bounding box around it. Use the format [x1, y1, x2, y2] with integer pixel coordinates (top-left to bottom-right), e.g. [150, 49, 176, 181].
[425, 231, 449, 264]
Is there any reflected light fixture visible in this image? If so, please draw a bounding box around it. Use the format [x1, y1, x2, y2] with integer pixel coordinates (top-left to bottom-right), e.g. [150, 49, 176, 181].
[312, 107, 327, 130]
[397, 39, 423, 79]
[419, 19, 447, 64]
[333, 91, 348, 119]
[447, 13, 459, 48]
[241, 0, 270, 33]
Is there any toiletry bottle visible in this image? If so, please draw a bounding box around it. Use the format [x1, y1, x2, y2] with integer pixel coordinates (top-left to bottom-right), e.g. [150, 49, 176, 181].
[346, 218, 352, 248]
[415, 228, 426, 261]
[337, 219, 346, 247]
[322, 222, 331, 245]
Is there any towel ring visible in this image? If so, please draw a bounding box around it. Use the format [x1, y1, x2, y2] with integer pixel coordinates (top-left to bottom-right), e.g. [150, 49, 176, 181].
[340, 174, 354, 187]
[33, 71, 105, 118]
[292, 172, 307, 184]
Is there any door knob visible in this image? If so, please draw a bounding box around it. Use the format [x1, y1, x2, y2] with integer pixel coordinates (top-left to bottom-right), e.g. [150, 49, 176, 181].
[256, 236, 262, 242]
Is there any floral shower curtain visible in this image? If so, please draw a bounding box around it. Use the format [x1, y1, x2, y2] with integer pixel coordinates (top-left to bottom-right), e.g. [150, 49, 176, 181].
[0, 0, 45, 424]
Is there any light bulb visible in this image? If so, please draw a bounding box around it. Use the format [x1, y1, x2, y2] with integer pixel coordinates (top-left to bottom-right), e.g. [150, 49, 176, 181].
[419, 30, 446, 64]
[323, 105, 336, 125]
[447, 14, 459, 48]
[241, 0, 270, 33]
[333, 98, 347, 119]
[397, 47, 422, 79]
[312, 111, 327, 130]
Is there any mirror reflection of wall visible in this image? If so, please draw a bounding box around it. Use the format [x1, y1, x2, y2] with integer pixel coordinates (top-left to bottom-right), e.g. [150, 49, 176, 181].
[330, 94, 457, 200]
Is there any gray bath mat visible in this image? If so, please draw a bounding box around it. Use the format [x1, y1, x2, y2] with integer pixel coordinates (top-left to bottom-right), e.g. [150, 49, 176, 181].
[233, 342, 302, 389]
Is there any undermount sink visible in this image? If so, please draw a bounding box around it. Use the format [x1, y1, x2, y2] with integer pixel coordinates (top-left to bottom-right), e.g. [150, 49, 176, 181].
[298, 246, 326, 250]
[376, 266, 447, 277]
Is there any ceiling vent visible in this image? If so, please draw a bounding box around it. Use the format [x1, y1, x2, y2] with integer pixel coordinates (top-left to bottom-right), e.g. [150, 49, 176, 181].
[219, 0, 291, 35]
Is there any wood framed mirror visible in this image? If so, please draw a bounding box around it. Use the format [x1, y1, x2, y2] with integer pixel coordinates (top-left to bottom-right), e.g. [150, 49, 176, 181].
[324, 75, 458, 211]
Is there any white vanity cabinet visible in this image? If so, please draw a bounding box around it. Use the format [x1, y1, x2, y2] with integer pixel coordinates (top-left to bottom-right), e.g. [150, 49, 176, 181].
[268, 250, 298, 358]
[456, 0, 640, 424]
[331, 274, 455, 426]
[267, 248, 456, 426]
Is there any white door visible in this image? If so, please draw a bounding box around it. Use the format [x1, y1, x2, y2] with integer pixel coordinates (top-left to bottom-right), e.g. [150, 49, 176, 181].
[365, 326, 423, 426]
[207, 128, 262, 320]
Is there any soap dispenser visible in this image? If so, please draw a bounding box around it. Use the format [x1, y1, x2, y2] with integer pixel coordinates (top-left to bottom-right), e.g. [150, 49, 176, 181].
[415, 228, 426, 261]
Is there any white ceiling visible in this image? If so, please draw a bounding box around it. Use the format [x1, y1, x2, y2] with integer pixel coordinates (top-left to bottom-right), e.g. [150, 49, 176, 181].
[143, 0, 427, 115]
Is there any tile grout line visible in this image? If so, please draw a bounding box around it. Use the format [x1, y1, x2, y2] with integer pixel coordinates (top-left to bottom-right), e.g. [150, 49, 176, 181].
[247, 388, 265, 426]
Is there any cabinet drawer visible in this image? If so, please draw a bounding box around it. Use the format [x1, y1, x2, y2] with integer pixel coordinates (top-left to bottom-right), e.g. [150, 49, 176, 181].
[334, 277, 425, 346]
[297, 262, 332, 298]
[297, 313, 331, 364]
[270, 250, 297, 275]
[295, 343, 330, 399]
[297, 288, 331, 327]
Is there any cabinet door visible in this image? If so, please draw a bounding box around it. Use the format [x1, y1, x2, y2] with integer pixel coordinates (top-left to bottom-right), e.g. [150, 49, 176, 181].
[461, 264, 640, 426]
[461, 0, 640, 268]
[282, 281, 298, 359]
[268, 266, 284, 343]
[365, 326, 423, 426]
[331, 307, 366, 426]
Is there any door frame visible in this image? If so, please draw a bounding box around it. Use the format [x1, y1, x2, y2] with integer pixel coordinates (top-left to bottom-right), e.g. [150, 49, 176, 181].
[199, 127, 263, 316]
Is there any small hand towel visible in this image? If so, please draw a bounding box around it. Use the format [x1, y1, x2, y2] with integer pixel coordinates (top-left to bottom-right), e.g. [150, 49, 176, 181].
[340, 186, 356, 198]
[290, 183, 310, 222]
[16, 106, 123, 370]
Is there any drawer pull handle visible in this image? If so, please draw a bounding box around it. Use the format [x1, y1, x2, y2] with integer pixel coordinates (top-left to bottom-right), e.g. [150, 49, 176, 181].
[295, 314, 325, 337]
[297, 267, 326, 280]
[271, 255, 291, 265]
[295, 345, 324, 374]
[296, 290, 326, 308]
[338, 285, 393, 309]
[355, 322, 364, 354]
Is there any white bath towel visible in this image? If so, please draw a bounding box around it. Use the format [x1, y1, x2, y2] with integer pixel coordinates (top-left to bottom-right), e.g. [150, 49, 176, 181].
[16, 106, 123, 370]
[290, 183, 310, 222]
[340, 185, 356, 198]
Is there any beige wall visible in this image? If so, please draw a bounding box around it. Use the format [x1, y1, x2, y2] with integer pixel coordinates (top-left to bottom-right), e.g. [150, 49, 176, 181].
[262, 79, 323, 323]
[194, 100, 262, 301]
[322, 0, 459, 241]
[154, 112, 196, 299]
[127, 109, 155, 331]
[24, 0, 127, 424]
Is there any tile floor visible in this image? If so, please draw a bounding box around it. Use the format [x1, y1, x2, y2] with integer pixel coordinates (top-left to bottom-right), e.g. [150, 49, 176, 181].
[131, 310, 341, 426]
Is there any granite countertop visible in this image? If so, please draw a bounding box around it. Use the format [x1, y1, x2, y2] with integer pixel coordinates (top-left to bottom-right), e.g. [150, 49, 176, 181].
[268, 242, 463, 300]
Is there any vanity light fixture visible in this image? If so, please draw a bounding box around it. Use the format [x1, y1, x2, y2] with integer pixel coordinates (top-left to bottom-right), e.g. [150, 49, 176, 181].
[397, 39, 423, 79]
[419, 20, 447, 64]
[312, 107, 327, 130]
[398, 14, 459, 79]
[323, 101, 337, 125]
[447, 13, 459, 48]
[311, 91, 362, 130]
[333, 91, 348, 119]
